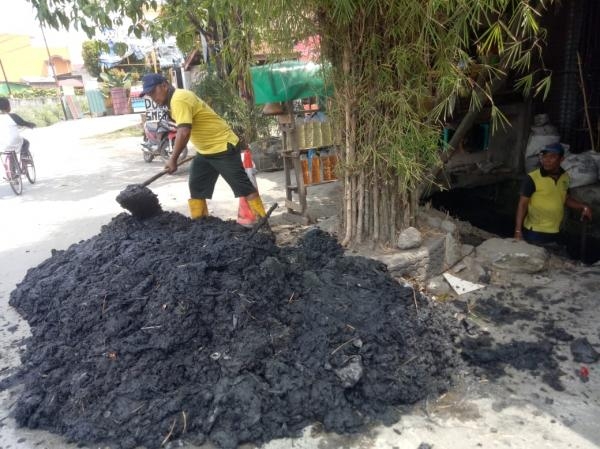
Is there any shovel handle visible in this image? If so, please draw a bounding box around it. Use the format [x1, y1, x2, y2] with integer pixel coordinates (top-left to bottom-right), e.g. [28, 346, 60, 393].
[141, 155, 195, 187]
[247, 203, 278, 239]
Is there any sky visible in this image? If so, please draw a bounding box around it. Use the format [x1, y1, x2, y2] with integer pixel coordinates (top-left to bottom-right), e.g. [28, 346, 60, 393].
[0, 0, 86, 64]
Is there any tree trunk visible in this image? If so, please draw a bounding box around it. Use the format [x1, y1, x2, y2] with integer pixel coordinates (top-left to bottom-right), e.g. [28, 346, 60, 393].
[356, 170, 365, 243]
[341, 43, 355, 247]
[372, 181, 380, 244]
[389, 184, 397, 245]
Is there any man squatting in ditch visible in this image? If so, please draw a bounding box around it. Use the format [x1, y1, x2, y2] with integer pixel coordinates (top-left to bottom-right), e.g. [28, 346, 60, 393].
[515, 142, 593, 245]
[140, 73, 267, 223]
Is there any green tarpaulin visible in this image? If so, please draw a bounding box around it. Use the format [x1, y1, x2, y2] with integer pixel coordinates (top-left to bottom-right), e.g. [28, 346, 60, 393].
[250, 61, 331, 105]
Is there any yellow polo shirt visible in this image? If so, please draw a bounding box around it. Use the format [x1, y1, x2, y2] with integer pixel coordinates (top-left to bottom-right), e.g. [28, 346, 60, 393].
[169, 89, 238, 155]
[523, 168, 570, 233]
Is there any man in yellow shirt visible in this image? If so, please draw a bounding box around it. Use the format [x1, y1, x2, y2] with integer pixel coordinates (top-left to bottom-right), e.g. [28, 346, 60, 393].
[141, 73, 266, 223]
[515, 142, 592, 244]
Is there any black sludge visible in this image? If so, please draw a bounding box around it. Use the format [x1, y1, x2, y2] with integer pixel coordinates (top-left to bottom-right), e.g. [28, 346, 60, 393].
[6, 212, 459, 449]
[116, 184, 162, 219]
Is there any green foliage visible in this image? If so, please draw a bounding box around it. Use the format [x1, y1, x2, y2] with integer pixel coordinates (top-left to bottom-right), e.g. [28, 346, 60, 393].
[148, 0, 208, 52]
[82, 40, 109, 78]
[32, 104, 63, 126]
[193, 70, 273, 142]
[305, 0, 555, 179]
[13, 101, 65, 126]
[113, 42, 129, 56]
[100, 69, 132, 89]
[29, 0, 152, 38]
[11, 88, 57, 99]
[12, 96, 90, 127]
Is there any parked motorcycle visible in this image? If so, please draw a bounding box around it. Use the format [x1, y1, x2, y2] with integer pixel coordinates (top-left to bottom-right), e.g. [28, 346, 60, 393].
[141, 117, 188, 163]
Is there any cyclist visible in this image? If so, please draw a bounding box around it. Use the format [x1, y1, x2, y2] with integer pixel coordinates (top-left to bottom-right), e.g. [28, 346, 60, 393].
[0, 97, 35, 154]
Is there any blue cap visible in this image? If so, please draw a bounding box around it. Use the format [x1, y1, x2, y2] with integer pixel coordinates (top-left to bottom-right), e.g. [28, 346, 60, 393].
[540, 142, 564, 155]
[141, 73, 167, 95]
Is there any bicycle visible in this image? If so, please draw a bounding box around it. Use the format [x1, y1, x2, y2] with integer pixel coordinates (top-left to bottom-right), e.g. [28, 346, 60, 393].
[1, 145, 36, 195]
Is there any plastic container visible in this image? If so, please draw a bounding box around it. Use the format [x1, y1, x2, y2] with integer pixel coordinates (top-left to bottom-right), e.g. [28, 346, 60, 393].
[328, 152, 338, 180]
[300, 154, 311, 185]
[303, 120, 314, 148]
[321, 149, 332, 181]
[310, 149, 321, 184]
[295, 118, 305, 149]
[312, 120, 322, 148]
[321, 120, 333, 146]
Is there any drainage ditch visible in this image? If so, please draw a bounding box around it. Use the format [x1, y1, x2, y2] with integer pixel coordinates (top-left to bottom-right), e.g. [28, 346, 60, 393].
[429, 181, 599, 264]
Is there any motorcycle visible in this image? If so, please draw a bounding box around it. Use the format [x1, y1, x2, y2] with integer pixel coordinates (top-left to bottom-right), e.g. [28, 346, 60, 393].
[141, 117, 188, 163]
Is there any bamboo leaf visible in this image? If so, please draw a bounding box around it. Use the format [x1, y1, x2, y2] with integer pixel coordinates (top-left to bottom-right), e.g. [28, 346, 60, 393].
[534, 74, 552, 100]
[515, 74, 533, 97]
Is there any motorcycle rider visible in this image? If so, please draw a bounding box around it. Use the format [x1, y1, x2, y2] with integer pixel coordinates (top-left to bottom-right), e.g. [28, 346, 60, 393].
[0, 97, 36, 153]
[141, 113, 186, 162]
[140, 73, 266, 223]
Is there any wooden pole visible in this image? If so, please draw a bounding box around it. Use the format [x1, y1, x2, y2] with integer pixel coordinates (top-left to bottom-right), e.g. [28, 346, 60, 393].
[40, 23, 68, 120]
[0, 58, 11, 95]
[576, 52, 595, 151]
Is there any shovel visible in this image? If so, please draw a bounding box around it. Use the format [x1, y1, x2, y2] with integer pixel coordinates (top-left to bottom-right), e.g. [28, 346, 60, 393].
[116, 156, 194, 219]
[247, 203, 278, 239]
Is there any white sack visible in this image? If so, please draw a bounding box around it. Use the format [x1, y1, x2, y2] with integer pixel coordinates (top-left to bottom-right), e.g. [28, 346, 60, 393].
[561, 151, 598, 188]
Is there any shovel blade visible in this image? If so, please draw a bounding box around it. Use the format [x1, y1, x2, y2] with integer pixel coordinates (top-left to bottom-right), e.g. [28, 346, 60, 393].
[116, 184, 162, 219]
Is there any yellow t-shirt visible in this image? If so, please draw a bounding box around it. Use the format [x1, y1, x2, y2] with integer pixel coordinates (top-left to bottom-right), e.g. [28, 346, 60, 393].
[169, 89, 238, 155]
[524, 168, 570, 233]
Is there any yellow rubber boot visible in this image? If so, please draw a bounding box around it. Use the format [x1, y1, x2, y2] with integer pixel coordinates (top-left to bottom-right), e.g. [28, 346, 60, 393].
[188, 198, 208, 219]
[246, 195, 266, 218]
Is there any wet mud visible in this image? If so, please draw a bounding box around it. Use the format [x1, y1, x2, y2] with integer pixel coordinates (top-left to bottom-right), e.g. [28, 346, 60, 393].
[455, 293, 587, 392]
[471, 297, 536, 324]
[116, 185, 162, 219]
[3, 213, 460, 449]
[459, 336, 564, 390]
[570, 337, 600, 363]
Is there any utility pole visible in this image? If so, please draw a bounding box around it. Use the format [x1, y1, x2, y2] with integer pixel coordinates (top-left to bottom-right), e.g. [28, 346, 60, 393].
[0, 58, 11, 95]
[40, 23, 68, 120]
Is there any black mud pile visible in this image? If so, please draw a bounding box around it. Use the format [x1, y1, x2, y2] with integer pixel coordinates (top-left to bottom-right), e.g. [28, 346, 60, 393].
[6, 213, 460, 449]
[116, 184, 162, 219]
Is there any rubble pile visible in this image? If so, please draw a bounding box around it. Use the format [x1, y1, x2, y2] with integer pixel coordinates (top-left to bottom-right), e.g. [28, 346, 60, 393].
[5, 213, 460, 449]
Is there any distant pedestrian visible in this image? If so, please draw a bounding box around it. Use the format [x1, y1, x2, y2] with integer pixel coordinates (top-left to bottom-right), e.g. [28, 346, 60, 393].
[140, 73, 266, 224]
[0, 97, 35, 154]
[515, 142, 592, 245]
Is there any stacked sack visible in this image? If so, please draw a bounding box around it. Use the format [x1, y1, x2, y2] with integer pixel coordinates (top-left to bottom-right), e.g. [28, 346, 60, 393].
[524, 113, 600, 188]
[561, 150, 600, 188]
[524, 114, 563, 172]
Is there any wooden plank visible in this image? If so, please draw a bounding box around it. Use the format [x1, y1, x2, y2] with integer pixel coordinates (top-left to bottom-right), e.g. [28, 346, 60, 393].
[65, 95, 83, 119]
[285, 199, 303, 213]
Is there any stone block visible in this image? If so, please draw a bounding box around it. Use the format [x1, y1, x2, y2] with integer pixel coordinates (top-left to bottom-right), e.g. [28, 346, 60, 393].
[445, 233, 462, 268]
[397, 226, 423, 250]
[441, 219, 457, 234]
[475, 238, 548, 273]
